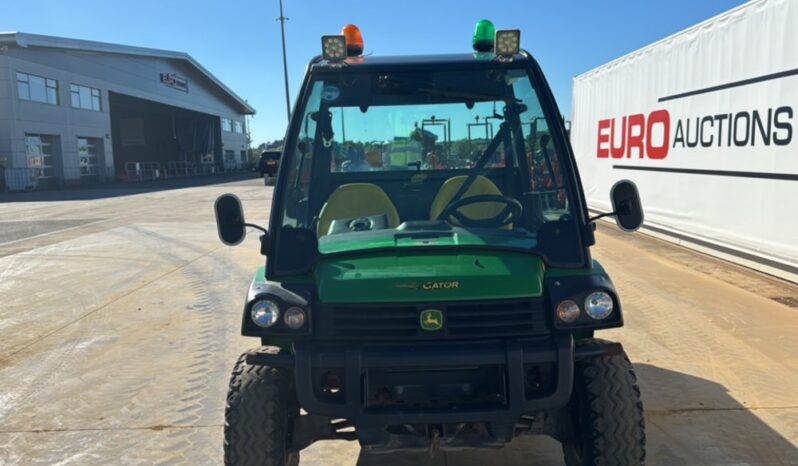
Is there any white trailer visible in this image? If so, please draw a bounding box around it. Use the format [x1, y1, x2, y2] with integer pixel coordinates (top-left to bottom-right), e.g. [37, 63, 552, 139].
[571, 0, 798, 282]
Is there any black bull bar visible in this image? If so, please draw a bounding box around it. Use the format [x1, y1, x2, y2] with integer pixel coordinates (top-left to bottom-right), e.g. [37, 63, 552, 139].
[246, 334, 592, 444]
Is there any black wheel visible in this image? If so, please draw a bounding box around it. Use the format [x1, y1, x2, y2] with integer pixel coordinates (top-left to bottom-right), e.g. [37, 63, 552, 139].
[562, 339, 646, 466]
[224, 349, 299, 466]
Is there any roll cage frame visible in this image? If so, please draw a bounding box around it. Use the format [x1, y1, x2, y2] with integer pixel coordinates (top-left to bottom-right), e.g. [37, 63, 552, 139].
[266, 52, 595, 280]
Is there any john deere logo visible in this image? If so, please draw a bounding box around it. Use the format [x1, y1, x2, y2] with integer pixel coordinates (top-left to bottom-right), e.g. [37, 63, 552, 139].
[420, 309, 444, 331]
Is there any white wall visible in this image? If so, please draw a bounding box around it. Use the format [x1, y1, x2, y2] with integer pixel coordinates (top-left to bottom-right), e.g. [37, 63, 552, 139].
[571, 0, 798, 280]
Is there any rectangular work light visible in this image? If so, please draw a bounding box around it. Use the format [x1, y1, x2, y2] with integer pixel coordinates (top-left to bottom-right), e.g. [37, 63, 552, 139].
[322, 35, 347, 62]
[495, 29, 521, 57]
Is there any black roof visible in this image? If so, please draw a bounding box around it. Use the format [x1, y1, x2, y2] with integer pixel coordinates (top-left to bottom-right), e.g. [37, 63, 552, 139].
[310, 52, 533, 72]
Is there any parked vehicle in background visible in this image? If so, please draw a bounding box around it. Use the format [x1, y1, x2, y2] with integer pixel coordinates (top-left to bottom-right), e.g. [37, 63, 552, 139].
[259, 150, 281, 184]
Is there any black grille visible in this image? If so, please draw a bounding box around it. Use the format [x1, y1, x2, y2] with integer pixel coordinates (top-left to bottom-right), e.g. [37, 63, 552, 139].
[326, 300, 549, 340]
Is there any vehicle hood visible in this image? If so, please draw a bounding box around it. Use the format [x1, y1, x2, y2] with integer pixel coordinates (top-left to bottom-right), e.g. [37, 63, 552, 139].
[317, 227, 537, 255]
[313, 249, 544, 303]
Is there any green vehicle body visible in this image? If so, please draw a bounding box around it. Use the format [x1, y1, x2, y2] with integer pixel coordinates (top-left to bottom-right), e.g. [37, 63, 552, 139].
[250, 259, 605, 320]
[217, 29, 646, 463]
[249, 257, 605, 351]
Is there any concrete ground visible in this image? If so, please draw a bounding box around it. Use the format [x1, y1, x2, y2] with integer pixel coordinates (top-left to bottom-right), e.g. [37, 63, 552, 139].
[1, 177, 797, 465]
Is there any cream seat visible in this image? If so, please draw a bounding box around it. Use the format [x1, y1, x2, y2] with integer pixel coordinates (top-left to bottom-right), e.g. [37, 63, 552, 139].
[317, 183, 400, 238]
[429, 175, 510, 229]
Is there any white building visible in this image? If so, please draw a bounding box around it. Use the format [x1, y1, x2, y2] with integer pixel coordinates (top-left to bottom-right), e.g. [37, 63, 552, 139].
[0, 32, 255, 189]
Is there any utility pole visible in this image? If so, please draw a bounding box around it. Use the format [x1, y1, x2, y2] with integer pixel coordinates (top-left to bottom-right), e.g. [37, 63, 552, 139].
[277, 0, 291, 120]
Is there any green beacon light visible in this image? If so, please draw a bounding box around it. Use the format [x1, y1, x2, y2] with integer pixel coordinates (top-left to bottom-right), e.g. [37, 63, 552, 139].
[472, 19, 496, 52]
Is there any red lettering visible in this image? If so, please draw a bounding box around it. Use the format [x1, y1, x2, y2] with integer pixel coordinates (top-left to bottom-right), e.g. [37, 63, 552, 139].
[626, 114, 645, 158]
[597, 119, 610, 158]
[610, 117, 626, 159]
[646, 109, 671, 159]
[598, 110, 671, 160]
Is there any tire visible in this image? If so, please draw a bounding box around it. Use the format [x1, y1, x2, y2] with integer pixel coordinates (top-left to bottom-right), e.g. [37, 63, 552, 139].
[562, 339, 646, 466]
[224, 349, 299, 466]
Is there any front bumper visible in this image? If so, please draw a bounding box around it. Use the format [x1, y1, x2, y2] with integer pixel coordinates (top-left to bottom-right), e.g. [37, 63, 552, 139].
[247, 334, 575, 444]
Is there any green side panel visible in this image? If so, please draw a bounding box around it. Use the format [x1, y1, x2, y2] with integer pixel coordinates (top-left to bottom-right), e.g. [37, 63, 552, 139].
[314, 250, 544, 303]
[545, 259, 606, 278]
[253, 266, 267, 284]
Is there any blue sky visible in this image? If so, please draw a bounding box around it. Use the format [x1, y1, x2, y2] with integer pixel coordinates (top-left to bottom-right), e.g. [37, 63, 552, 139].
[5, 0, 747, 145]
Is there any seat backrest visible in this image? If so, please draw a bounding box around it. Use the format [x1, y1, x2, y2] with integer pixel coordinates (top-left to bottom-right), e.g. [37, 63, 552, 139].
[317, 183, 401, 238]
[429, 175, 509, 227]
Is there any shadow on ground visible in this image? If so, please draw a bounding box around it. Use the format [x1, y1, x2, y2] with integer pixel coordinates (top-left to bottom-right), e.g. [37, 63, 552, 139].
[351, 364, 798, 466]
[0, 172, 259, 203]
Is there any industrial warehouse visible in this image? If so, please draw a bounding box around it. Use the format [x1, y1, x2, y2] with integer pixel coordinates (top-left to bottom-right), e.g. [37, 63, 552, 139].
[0, 32, 255, 190]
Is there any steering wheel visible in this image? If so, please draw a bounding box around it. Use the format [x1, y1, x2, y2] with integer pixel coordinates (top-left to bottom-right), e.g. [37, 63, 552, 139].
[440, 195, 522, 228]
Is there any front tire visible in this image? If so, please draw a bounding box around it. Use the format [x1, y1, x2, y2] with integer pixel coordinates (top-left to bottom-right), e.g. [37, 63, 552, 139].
[224, 350, 299, 466]
[562, 339, 646, 466]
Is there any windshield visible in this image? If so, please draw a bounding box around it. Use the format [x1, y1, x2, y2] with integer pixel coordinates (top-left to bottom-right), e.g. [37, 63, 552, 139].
[275, 66, 575, 260]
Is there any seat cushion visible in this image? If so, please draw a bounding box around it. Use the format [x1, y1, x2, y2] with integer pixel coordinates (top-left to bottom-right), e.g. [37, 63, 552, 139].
[317, 183, 400, 237]
[429, 175, 509, 228]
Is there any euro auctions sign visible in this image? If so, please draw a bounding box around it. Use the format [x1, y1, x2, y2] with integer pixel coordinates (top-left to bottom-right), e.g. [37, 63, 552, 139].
[596, 103, 793, 160]
[571, 0, 798, 279]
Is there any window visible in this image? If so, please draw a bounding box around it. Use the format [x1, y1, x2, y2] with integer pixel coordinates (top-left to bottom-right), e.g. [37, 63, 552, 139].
[224, 150, 237, 169]
[70, 84, 102, 111]
[222, 118, 232, 132]
[77, 137, 101, 176]
[233, 121, 243, 134]
[17, 72, 59, 104]
[25, 134, 59, 178]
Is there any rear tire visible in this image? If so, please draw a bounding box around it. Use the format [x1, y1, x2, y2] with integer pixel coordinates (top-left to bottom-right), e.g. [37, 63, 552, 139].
[224, 349, 299, 466]
[562, 339, 646, 466]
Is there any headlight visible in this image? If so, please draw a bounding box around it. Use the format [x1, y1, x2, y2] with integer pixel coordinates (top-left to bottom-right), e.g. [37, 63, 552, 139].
[584, 292, 613, 320]
[251, 300, 280, 328]
[283, 307, 306, 329]
[556, 300, 580, 323]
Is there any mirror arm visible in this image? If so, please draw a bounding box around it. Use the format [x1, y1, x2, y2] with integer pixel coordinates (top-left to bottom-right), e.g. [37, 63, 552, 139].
[243, 222, 268, 234]
[589, 200, 633, 223]
[588, 211, 617, 223]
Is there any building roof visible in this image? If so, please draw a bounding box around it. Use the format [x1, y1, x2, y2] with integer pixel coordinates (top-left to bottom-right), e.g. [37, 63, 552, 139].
[0, 31, 255, 114]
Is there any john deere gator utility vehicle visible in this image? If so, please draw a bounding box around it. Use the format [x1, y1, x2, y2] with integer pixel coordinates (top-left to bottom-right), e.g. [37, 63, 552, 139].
[215, 21, 647, 466]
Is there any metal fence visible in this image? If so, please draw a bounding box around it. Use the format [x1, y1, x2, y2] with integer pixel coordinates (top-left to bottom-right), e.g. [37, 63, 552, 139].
[164, 161, 219, 178]
[124, 162, 162, 182]
[3, 168, 39, 192]
[2, 159, 251, 191]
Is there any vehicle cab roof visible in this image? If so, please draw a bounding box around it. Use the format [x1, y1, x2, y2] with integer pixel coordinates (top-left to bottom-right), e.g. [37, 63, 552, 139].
[309, 52, 534, 73]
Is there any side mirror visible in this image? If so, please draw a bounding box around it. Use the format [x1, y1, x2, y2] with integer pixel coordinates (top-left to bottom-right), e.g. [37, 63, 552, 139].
[214, 193, 246, 245]
[610, 180, 644, 232]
